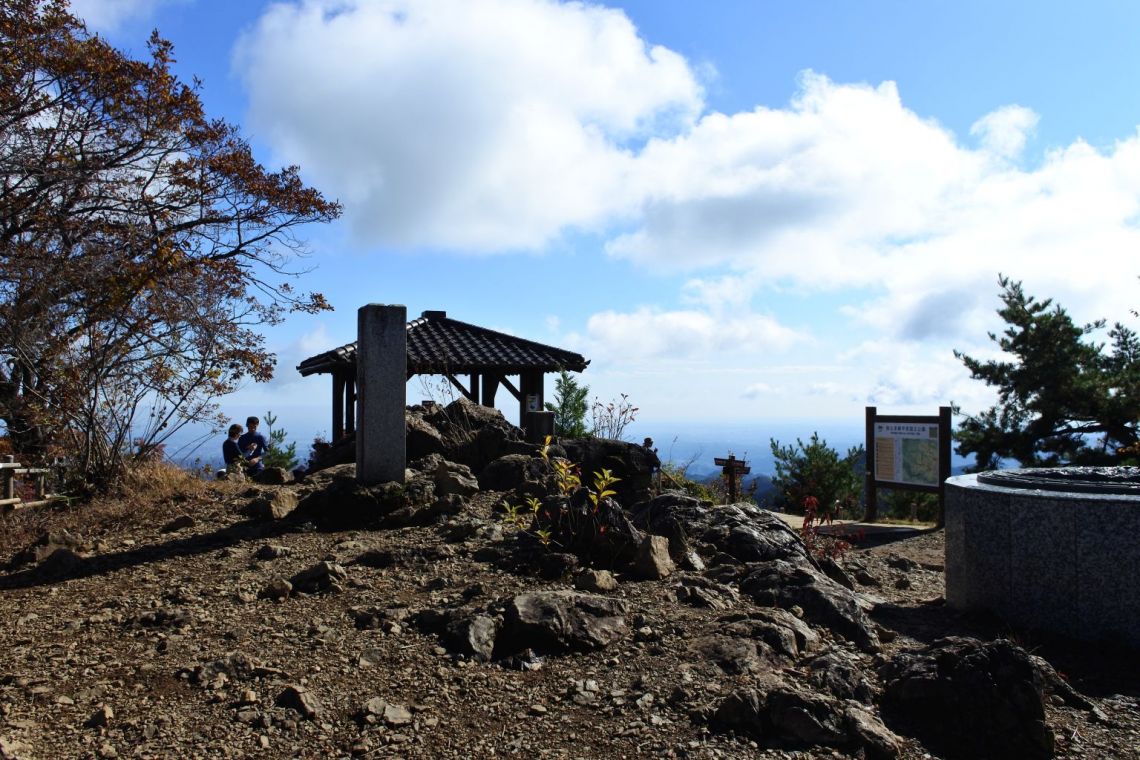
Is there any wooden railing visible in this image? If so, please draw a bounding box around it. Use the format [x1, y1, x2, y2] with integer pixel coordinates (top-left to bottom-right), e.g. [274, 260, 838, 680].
[0, 455, 59, 510]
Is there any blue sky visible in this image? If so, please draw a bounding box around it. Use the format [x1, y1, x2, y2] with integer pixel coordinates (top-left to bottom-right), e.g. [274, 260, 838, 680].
[72, 0, 1140, 453]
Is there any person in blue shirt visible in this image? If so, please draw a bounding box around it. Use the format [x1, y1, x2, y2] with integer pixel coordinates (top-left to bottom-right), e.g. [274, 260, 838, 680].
[238, 416, 268, 473]
[222, 424, 244, 472]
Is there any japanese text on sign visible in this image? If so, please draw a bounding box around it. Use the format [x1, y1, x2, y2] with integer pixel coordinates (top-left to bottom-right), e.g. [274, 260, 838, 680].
[873, 422, 940, 487]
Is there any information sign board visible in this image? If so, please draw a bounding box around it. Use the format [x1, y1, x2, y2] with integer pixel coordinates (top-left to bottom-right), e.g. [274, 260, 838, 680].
[864, 406, 952, 525]
[873, 421, 940, 487]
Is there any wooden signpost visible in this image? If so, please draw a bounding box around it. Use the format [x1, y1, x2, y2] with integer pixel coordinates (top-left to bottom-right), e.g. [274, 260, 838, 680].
[864, 406, 952, 525]
[714, 454, 750, 504]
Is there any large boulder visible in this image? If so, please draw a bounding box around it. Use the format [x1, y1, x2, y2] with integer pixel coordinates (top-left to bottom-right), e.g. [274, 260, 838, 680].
[713, 677, 902, 758]
[632, 534, 675, 580]
[424, 398, 532, 472]
[245, 490, 299, 520]
[880, 637, 1055, 760]
[633, 496, 807, 565]
[529, 493, 643, 565]
[499, 590, 629, 655]
[559, 436, 660, 506]
[739, 560, 879, 652]
[406, 412, 446, 460]
[254, 467, 292, 485]
[479, 453, 550, 493]
[431, 458, 479, 498]
[633, 495, 879, 651]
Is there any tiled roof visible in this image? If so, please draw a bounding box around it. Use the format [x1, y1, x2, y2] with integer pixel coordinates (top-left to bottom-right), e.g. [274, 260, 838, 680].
[296, 311, 589, 377]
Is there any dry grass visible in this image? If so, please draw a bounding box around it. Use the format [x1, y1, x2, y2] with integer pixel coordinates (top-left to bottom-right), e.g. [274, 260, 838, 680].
[0, 459, 242, 560]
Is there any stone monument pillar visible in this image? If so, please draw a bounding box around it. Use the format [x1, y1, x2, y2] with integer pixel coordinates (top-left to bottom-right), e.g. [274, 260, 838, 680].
[356, 304, 406, 485]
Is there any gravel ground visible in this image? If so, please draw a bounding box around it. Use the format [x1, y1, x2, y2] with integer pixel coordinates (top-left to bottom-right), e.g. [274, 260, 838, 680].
[0, 485, 1137, 760]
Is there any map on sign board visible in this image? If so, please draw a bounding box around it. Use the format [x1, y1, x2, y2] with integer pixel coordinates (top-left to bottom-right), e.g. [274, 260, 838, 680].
[873, 422, 940, 486]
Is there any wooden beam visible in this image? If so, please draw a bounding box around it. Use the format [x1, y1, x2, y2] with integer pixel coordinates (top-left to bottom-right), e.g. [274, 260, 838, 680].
[482, 373, 500, 407]
[445, 374, 477, 402]
[469, 373, 480, 405]
[345, 376, 356, 435]
[499, 374, 520, 400]
[518, 370, 545, 429]
[332, 372, 346, 442]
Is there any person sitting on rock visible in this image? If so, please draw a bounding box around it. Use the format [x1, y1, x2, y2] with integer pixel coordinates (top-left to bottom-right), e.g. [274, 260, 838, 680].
[222, 424, 245, 478]
[238, 415, 268, 474]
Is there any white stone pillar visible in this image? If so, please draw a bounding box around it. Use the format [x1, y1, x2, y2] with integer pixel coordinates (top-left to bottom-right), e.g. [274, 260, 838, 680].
[356, 304, 406, 485]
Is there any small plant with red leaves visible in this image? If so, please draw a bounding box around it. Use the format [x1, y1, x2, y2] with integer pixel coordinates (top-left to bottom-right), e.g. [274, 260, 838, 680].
[799, 495, 855, 561]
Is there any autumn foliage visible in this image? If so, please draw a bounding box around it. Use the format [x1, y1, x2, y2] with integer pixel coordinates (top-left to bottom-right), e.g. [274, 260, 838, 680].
[0, 1, 340, 487]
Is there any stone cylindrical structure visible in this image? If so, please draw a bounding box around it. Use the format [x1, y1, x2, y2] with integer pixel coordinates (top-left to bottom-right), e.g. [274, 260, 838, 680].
[356, 304, 407, 485]
[945, 470, 1140, 648]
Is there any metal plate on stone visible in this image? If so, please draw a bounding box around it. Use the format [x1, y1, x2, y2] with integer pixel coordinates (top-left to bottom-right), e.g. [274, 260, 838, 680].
[976, 466, 1140, 495]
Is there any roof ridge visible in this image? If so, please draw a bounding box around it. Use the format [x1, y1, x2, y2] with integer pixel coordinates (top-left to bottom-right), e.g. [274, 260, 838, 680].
[296, 314, 588, 377]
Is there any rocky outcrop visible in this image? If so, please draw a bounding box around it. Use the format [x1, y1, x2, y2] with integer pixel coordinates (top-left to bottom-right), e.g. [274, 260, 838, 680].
[558, 437, 659, 506]
[713, 676, 902, 758]
[414, 590, 629, 663]
[738, 560, 879, 652]
[478, 453, 550, 494]
[529, 492, 644, 565]
[500, 591, 629, 656]
[880, 637, 1055, 759]
[420, 398, 533, 473]
[634, 495, 879, 651]
[307, 398, 531, 476]
[298, 456, 479, 528]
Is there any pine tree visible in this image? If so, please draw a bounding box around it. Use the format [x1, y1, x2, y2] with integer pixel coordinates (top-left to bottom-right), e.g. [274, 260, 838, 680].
[545, 371, 590, 438]
[262, 411, 299, 471]
[954, 276, 1140, 469]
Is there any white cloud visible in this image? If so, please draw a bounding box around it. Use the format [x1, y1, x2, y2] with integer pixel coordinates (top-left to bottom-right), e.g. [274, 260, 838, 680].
[575, 306, 802, 362]
[234, 0, 702, 250]
[833, 339, 996, 414]
[296, 323, 334, 356]
[233, 2, 1140, 419]
[604, 75, 1140, 347]
[69, 0, 178, 31]
[970, 104, 1039, 160]
[741, 382, 773, 399]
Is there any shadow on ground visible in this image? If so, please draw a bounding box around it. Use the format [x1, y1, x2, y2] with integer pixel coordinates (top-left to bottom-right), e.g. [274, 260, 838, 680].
[0, 516, 309, 592]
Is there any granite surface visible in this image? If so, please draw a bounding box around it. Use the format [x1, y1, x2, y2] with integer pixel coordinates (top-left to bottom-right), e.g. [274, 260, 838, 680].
[945, 473, 1139, 648]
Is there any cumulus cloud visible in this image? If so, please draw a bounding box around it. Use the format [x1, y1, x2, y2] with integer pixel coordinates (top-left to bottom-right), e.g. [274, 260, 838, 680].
[970, 104, 1039, 160]
[574, 306, 802, 362]
[604, 75, 1140, 345]
[69, 0, 178, 31]
[234, 1, 1140, 386]
[234, 0, 702, 250]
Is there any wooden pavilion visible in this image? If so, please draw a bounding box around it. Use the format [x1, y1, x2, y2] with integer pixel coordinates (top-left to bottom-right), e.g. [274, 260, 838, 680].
[296, 310, 589, 441]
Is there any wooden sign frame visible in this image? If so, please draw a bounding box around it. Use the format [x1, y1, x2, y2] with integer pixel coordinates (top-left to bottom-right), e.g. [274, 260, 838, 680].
[864, 406, 951, 525]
